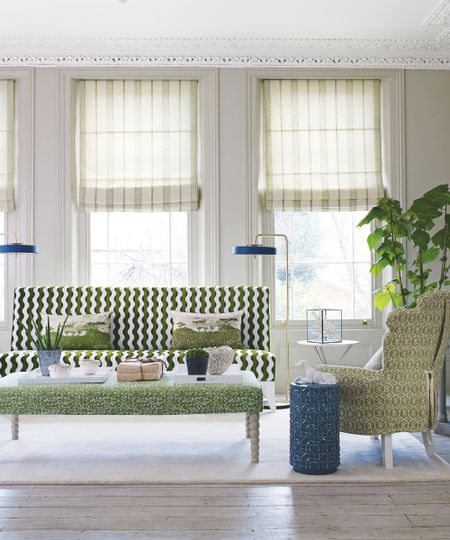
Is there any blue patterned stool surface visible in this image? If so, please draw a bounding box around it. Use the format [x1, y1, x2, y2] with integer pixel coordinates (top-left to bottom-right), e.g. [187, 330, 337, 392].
[290, 381, 340, 475]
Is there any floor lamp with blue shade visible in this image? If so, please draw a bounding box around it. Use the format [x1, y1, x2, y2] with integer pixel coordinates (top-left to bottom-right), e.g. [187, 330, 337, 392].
[233, 233, 290, 409]
[0, 233, 38, 254]
[0, 232, 38, 315]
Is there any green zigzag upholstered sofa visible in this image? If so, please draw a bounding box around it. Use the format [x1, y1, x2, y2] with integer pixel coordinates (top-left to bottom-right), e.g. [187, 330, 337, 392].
[0, 286, 276, 409]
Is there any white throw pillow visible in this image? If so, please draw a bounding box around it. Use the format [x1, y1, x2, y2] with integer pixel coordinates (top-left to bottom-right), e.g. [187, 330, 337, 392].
[364, 346, 383, 370]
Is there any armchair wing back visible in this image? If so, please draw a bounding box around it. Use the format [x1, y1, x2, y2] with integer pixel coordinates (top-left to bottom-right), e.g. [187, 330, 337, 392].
[383, 291, 450, 428]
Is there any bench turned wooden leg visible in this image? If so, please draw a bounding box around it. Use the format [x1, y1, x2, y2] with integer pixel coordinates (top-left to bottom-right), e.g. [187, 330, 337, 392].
[11, 415, 19, 440]
[245, 412, 251, 439]
[248, 413, 259, 464]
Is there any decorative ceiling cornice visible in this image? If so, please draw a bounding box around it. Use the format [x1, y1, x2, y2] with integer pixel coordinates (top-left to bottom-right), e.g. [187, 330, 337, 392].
[0, 54, 448, 69]
[0, 35, 449, 53]
[1, 1, 450, 69]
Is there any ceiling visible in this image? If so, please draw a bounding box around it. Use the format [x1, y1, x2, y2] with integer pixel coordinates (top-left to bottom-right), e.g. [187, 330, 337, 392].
[0, 0, 448, 66]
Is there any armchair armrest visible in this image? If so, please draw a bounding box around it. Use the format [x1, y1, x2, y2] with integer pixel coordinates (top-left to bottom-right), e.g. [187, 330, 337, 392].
[316, 364, 386, 390]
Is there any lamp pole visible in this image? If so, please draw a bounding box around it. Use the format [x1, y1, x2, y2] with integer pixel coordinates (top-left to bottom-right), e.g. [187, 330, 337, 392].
[254, 233, 290, 404]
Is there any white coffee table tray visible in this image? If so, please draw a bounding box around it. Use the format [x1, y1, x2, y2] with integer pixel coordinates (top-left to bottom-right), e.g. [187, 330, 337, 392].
[18, 368, 113, 385]
[173, 364, 244, 385]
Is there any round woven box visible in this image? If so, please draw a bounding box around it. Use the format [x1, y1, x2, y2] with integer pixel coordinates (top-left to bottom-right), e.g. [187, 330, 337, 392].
[290, 381, 340, 475]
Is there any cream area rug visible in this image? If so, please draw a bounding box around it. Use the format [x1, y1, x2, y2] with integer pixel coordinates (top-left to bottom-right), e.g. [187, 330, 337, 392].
[0, 411, 448, 484]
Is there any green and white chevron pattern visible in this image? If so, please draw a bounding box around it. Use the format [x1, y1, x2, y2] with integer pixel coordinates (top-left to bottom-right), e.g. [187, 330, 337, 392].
[4, 286, 275, 382]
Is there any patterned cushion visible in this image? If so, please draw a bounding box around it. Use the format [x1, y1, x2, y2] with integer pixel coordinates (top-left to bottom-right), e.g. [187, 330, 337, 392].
[170, 311, 243, 349]
[45, 313, 111, 350]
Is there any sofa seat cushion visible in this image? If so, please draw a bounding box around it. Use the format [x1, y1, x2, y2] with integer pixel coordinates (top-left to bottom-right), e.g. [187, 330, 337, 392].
[0, 348, 276, 382]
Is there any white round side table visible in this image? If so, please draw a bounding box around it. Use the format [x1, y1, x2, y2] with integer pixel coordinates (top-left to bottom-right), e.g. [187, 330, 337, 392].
[297, 340, 359, 365]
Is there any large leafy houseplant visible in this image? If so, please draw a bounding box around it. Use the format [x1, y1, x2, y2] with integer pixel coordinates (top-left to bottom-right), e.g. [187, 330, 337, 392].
[358, 184, 450, 310]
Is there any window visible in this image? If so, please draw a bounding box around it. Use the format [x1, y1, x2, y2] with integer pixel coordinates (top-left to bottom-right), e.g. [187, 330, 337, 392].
[274, 211, 372, 321]
[89, 212, 188, 287]
[76, 79, 199, 213]
[262, 79, 383, 321]
[0, 80, 15, 323]
[0, 80, 15, 212]
[75, 78, 199, 287]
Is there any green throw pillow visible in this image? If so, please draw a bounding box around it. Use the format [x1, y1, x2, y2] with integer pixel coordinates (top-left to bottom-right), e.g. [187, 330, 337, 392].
[170, 311, 244, 349]
[44, 312, 112, 350]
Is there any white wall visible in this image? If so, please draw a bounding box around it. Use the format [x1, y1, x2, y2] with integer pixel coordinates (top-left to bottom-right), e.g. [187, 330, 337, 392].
[1, 67, 449, 391]
[404, 70, 450, 388]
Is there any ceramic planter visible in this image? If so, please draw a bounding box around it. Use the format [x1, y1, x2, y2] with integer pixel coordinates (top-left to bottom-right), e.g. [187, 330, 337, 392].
[38, 349, 62, 376]
[186, 355, 209, 375]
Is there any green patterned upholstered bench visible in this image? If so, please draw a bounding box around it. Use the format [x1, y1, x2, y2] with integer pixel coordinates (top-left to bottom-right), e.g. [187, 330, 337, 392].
[0, 371, 263, 463]
[0, 286, 276, 410]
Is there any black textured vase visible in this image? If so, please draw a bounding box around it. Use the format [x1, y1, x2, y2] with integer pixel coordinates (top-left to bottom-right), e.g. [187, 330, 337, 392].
[290, 381, 340, 475]
[186, 356, 209, 375]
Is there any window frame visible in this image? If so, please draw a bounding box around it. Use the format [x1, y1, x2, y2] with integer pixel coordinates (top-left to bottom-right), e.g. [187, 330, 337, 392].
[60, 67, 219, 287]
[247, 68, 405, 329]
[0, 69, 33, 331]
[88, 210, 191, 288]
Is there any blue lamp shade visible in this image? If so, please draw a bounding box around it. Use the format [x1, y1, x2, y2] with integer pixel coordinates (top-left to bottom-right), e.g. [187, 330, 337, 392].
[233, 244, 277, 256]
[0, 243, 38, 254]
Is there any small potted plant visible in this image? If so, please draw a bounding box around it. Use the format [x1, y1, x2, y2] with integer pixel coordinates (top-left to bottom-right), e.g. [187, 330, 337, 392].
[185, 348, 209, 376]
[30, 316, 68, 376]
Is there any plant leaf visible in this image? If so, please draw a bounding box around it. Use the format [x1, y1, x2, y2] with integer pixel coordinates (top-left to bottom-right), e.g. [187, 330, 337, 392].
[421, 247, 440, 264]
[370, 257, 389, 276]
[367, 229, 384, 250]
[357, 206, 386, 227]
[411, 229, 430, 248]
[374, 289, 391, 311]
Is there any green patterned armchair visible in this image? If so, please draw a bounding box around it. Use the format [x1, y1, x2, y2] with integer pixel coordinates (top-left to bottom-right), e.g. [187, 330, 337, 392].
[318, 291, 450, 469]
[0, 286, 277, 409]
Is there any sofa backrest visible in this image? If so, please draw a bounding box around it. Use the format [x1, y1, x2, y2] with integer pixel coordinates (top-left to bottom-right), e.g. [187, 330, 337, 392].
[11, 286, 271, 352]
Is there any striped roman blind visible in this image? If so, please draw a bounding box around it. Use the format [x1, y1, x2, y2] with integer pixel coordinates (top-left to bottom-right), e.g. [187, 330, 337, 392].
[262, 79, 384, 212]
[0, 80, 15, 211]
[76, 79, 199, 212]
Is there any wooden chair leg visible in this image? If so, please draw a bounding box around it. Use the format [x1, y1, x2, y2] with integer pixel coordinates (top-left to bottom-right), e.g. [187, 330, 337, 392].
[422, 429, 437, 458]
[11, 415, 19, 440]
[248, 413, 260, 464]
[381, 434, 393, 469]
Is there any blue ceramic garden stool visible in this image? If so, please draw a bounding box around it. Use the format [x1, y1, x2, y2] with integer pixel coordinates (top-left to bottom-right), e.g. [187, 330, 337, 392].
[290, 381, 340, 475]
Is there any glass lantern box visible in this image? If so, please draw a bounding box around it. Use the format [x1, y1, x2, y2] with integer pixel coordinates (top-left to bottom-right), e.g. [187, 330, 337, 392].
[306, 309, 342, 343]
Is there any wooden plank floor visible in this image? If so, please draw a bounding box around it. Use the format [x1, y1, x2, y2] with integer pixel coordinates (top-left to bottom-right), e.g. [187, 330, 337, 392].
[0, 483, 449, 539]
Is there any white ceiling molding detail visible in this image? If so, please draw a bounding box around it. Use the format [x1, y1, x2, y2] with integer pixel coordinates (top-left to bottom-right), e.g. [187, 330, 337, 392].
[0, 1, 449, 68]
[422, 0, 450, 43]
[422, 0, 450, 27]
[0, 35, 449, 52]
[0, 54, 448, 69]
